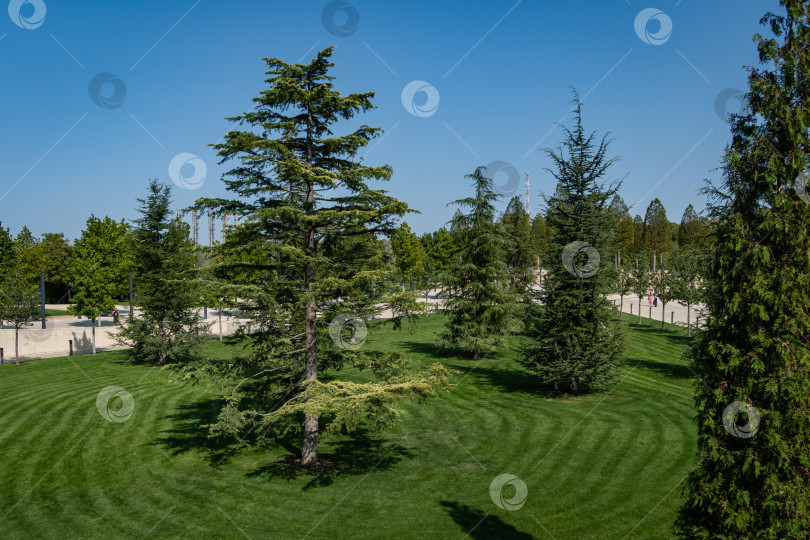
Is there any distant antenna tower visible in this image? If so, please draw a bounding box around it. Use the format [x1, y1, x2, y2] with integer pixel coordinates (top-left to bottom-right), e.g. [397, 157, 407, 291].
[208, 212, 215, 246]
[192, 211, 199, 244]
[524, 172, 530, 215]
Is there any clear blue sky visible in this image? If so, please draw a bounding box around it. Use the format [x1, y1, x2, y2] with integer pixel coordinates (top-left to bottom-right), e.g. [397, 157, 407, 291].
[0, 0, 782, 242]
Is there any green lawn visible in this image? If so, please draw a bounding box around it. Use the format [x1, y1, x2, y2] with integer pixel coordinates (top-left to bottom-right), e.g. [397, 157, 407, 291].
[0, 313, 697, 539]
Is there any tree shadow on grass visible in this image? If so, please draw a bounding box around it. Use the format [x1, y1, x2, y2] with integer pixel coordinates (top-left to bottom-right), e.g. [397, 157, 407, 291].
[460, 365, 559, 398]
[245, 432, 413, 490]
[400, 340, 560, 397]
[398, 339, 474, 360]
[629, 357, 696, 381]
[150, 398, 237, 465]
[628, 323, 694, 348]
[440, 501, 534, 539]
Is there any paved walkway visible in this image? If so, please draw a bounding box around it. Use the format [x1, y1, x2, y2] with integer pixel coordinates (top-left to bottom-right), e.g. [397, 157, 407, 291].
[2, 292, 708, 364]
[0, 305, 246, 363]
[606, 294, 708, 329]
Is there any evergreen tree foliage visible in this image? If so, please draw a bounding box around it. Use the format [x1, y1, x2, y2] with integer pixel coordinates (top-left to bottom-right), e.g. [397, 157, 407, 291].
[632, 214, 646, 254]
[116, 180, 208, 365]
[438, 166, 520, 359]
[643, 198, 672, 254]
[678, 203, 710, 250]
[500, 195, 535, 291]
[610, 195, 635, 256]
[676, 3, 810, 536]
[185, 48, 450, 468]
[521, 95, 625, 393]
[0, 222, 15, 290]
[13, 226, 39, 282]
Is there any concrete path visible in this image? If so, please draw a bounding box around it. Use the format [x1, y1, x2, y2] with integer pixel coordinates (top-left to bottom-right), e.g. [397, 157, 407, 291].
[606, 294, 708, 329]
[0, 305, 248, 364]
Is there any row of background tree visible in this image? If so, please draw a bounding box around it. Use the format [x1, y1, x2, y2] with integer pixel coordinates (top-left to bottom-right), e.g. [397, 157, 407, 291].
[392, 195, 713, 287]
[0, 192, 711, 308]
[0, 217, 130, 305]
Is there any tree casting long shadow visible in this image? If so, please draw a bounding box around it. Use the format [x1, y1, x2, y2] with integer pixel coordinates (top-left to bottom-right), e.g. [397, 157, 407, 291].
[440, 501, 535, 539]
[460, 364, 559, 398]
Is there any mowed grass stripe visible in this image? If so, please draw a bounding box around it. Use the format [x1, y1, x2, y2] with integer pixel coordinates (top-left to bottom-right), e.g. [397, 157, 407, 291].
[0, 315, 697, 538]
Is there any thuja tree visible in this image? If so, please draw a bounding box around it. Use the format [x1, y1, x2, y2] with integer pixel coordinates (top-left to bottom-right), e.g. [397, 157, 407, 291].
[676, 3, 810, 536]
[116, 180, 208, 365]
[188, 47, 450, 468]
[437, 167, 520, 359]
[520, 96, 624, 393]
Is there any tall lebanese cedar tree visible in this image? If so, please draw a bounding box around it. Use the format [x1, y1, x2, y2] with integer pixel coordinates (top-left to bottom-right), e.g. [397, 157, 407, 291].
[520, 95, 624, 393]
[438, 167, 520, 359]
[190, 47, 450, 468]
[116, 180, 208, 365]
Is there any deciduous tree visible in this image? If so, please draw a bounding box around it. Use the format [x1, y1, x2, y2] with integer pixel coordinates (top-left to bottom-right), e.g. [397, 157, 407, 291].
[65, 215, 133, 354]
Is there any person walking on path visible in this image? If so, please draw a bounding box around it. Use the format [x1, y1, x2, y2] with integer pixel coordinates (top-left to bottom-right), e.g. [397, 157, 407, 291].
[653, 296, 658, 307]
[648, 293, 653, 306]
[113, 308, 120, 326]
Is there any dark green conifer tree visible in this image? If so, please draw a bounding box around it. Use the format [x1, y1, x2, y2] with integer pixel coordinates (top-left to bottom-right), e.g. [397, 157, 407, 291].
[438, 167, 520, 359]
[187, 48, 450, 468]
[116, 180, 208, 365]
[521, 95, 624, 393]
[676, 2, 810, 536]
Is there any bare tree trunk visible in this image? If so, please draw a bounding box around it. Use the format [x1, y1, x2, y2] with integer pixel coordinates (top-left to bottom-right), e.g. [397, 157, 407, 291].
[15, 326, 20, 365]
[637, 294, 643, 324]
[218, 311, 223, 341]
[661, 302, 666, 330]
[92, 322, 96, 355]
[619, 294, 624, 320]
[687, 302, 692, 337]
[301, 104, 320, 469]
